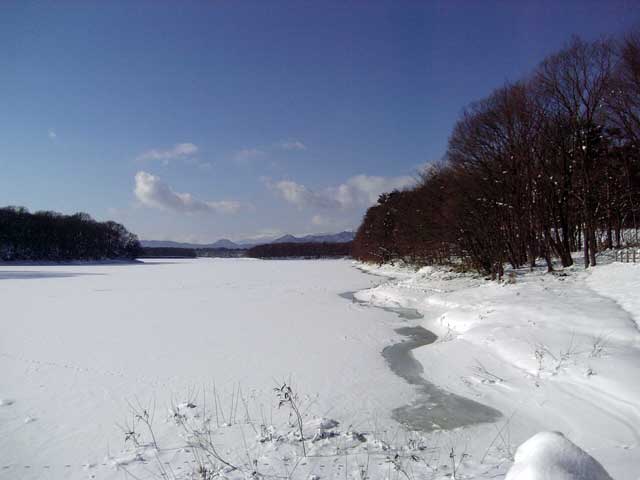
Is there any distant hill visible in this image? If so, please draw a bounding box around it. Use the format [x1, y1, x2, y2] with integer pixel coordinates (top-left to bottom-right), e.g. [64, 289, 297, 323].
[141, 239, 243, 249]
[278, 231, 356, 244]
[271, 234, 298, 244]
[210, 238, 242, 249]
[141, 231, 355, 250]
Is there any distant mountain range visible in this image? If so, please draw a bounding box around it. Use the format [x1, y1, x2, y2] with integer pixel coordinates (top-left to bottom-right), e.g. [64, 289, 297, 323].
[270, 231, 355, 244]
[141, 231, 355, 250]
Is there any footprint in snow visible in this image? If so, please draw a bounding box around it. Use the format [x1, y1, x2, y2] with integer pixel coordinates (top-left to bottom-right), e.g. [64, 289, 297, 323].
[0, 398, 15, 406]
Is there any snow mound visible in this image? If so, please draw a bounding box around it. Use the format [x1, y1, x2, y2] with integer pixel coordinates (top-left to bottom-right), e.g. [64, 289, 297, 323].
[506, 432, 613, 480]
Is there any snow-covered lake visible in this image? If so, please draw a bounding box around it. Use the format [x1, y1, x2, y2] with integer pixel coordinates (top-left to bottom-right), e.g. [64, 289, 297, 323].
[0, 259, 435, 479]
[4, 258, 638, 480]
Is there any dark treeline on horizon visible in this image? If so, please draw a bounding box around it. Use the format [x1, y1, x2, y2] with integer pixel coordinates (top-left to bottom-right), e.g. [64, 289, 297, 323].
[139, 247, 197, 258]
[246, 242, 352, 259]
[139, 247, 246, 258]
[353, 32, 640, 279]
[0, 206, 141, 261]
[196, 247, 246, 258]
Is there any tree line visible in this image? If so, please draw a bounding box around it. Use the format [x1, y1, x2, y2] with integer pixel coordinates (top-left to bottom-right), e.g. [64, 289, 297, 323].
[0, 206, 141, 261]
[139, 247, 247, 258]
[139, 247, 197, 258]
[353, 32, 640, 278]
[246, 242, 352, 259]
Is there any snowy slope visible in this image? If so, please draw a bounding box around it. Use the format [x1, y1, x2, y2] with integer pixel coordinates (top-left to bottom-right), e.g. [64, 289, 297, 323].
[355, 260, 640, 479]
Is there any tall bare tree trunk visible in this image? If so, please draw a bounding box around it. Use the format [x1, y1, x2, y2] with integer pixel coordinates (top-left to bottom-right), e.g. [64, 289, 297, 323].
[583, 223, 591, 268]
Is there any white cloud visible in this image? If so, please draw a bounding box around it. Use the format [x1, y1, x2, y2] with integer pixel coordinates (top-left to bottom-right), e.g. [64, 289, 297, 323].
[278, 140, 306, 151]
[268, 174, 415, 210]
[332, 174, 415, 207]
[266, 179, 336, 209]
[134, 171, 241, 214]
[48, 129, 57, 140]
[137, 143, 199, 165]
[272, 180, 313, 206]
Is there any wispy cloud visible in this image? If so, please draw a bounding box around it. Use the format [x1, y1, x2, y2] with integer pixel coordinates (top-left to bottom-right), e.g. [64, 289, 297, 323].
[136, 143, 199, 165]
[48, 129, 57, 140]
[266, 174, 415, 210]
[232, 139, 306, 167]
[277, 140, 306, 151]
[134, 171, 241, 214]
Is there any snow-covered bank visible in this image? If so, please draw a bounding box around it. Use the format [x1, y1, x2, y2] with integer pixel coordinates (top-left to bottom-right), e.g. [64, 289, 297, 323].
[342, 290, 502, 432]
[354, 260, 640, 479]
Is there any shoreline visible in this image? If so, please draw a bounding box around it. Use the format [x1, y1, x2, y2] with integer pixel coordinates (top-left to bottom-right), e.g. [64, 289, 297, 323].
[350, 259, 640, 479]
[0, 259, 143, 267]
[340, 288, 501, 433]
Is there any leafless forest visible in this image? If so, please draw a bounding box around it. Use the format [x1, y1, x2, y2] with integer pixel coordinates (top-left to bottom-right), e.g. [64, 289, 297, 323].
[353, 32, 640, 278]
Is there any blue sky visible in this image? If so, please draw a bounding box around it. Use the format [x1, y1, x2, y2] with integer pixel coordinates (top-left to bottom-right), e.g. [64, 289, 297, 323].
[1, 1, 638, 242]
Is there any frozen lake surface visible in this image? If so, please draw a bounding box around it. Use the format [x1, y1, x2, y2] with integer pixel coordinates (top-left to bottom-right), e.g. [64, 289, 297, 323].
[0, 258, 495, 479]
[3, 258, 639, 479]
